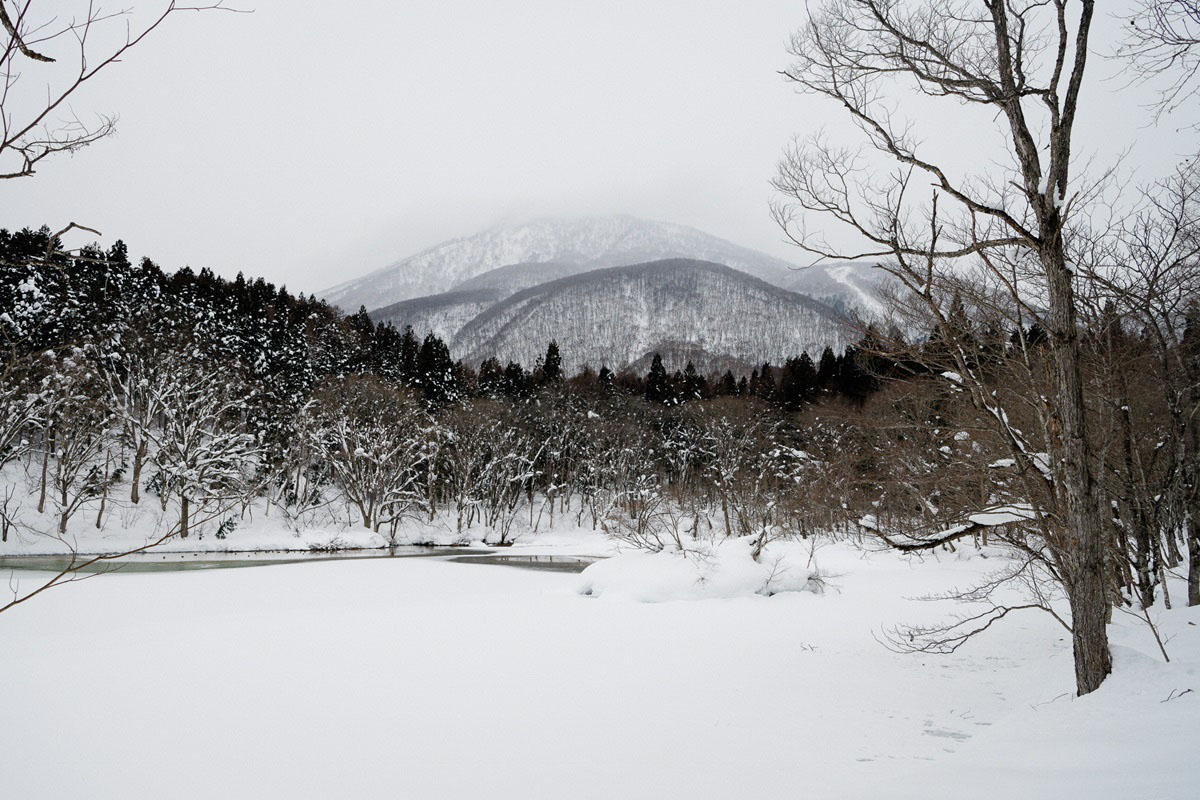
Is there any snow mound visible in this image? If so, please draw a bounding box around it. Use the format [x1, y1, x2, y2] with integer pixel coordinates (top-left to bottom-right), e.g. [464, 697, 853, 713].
[577, 538, 816, 602]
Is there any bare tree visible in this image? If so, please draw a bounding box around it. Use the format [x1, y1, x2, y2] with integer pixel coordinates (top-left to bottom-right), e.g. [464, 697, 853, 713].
[0, 499, 233, 615]
[0, 348, 37, 469]
[104, 344, 171, 504]
[1122, 0, 1200, 118]
[1, 1, 238, 180]
[773, 0, 1116, 694]
[305, 376, 431, 537]
[23, 346, 114, 536]
[1085, 158, 1200, 605]
[148, 367, 260, 538]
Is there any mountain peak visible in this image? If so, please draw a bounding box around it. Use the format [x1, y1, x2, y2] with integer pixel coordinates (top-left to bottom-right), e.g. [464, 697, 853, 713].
[320, 215, 800, 311]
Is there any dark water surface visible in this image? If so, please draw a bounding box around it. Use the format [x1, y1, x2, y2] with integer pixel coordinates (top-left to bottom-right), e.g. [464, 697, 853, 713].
[0, 547, 598, 575]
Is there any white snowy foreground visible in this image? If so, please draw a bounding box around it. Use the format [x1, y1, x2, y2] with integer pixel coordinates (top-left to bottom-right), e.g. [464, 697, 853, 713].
[1, 537, 1196, 799]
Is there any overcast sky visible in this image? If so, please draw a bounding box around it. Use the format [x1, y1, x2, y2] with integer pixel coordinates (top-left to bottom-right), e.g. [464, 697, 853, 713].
[5, 0, 1198, 295]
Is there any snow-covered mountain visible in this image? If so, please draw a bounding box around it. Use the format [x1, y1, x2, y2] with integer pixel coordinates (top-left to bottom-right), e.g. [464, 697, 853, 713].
[778, 261, 890, 320]
[449, 261, 579, 296]
[371, 289, 504, 344]
[451, 259, 851, 374]
[321, 215, 803, 311]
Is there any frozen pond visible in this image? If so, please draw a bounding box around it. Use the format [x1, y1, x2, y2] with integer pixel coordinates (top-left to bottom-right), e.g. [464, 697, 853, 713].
[449, 554, 598, 572]
[0, 548, 598, 575]
[0, 551, 600, 575]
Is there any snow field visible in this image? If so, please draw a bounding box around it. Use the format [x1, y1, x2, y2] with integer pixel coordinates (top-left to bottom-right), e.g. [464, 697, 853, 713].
[1, 538, 1195, 799]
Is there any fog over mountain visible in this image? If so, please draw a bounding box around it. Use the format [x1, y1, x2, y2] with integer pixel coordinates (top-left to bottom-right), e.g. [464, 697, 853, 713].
[450, 261, 579, 296]
[322, 215, 806, 311]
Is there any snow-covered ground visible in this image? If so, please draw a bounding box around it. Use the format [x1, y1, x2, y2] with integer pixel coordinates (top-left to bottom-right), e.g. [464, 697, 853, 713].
[1, 535, 1195, 799]
[0, 460, 609, 555]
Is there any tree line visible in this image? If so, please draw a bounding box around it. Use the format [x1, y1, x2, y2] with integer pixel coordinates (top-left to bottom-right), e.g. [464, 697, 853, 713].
[0, 225, 881, 545]
[3, 224, 1196, 620]
[2, 216, 1199, 689]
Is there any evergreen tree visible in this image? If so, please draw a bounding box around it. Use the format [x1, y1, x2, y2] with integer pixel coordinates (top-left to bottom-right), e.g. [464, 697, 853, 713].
[756, 362, 777, 403]
[1183, 301, 1200, 357]
[780, 353, 817, 410]
[541, 340, 563, 383]
[645, 353, 670, 404]
[924, 291, 976, 370]
[502, 361, 528, 398]
[716, 370, 738, 396]
[836, 345, 876, 402]
[816, 346, 838, 393]
[415, 333, 458, 407]
[681, 360, 705, 401]
[398, 326, 420, 383]
[347, 307, 376, 373]
[478, 357, 504, 396]
[1012, 322, 1048, 350]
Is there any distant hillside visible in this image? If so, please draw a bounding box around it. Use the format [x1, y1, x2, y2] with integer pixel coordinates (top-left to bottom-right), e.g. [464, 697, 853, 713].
[450, 261, 577, 296]
[321, 215, 802, 311]
[778, 261, 890, 320]
[451, 259, 851, 373]
[623, 343, 760, 377]
[371, 289, 503, 344]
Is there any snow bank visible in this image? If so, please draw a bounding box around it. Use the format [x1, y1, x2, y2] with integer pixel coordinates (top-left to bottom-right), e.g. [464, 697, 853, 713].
[577, 537, 816, 601]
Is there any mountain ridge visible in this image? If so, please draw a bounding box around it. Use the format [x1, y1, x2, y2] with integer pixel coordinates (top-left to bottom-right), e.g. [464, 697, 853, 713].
[451, 258, 852, 373]
[321, 215, 804, 311]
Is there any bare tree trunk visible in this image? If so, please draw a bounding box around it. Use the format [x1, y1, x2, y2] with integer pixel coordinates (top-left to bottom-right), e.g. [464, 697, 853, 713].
[130, 440, 146, 504]
[1163, 534, 1181, 568]
[180, 495, 190, 539]
[1044, 242, 1112, 695]
[1, 485, 13, 543]
[95, 452, 110, 529]
[1155, 537, 1172, 610]
[37, 429, 51, 514]
[1188, 507, 1200, 607]
[58, 480, 69, 535]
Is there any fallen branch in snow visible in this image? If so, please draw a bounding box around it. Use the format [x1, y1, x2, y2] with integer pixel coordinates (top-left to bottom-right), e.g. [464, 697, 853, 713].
[878, 602, 1053, 655]
[879, 554, 1071, 655]
[1030, 692, 1072, 711]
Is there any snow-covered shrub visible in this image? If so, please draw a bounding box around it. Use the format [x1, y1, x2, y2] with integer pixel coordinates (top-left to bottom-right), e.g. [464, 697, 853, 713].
[601, 479, 701, 553]
[578, 537, 820, 602]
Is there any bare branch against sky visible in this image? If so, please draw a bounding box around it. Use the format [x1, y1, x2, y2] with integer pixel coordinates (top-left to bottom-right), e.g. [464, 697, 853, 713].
[3, 0, 1198, 294]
